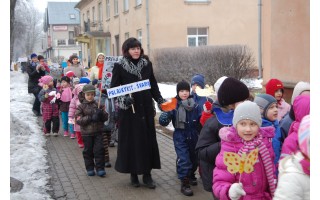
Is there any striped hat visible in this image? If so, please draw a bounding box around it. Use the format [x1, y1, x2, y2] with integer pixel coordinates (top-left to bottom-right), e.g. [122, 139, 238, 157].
[298, 115, 310, 158]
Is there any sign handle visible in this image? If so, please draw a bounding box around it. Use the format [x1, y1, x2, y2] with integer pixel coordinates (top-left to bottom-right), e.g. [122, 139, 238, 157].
[129, 93, 135, 113]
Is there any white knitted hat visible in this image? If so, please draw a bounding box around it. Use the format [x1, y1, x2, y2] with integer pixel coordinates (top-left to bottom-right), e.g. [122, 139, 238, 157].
[291, 81, 310, 104]
[233, 101, 262, 127]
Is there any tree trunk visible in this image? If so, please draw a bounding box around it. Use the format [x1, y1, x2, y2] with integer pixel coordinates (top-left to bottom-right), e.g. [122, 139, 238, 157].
[10, 0, 17, 68]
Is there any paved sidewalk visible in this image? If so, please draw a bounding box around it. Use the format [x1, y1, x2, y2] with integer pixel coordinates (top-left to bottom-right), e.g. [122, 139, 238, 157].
[44, 122, 212, 200]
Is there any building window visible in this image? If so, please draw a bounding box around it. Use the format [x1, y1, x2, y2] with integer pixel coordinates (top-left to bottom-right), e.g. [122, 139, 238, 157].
[125, 32, 129, 40]
[123, 0, 129, 11]
[114, 0, 119, 15]
[98, 2, 102, 22]
[87, 10, 90, 21]
[187, 27, 208, 47]
[106, 0, 110, 19]
[96, 38, 106, 55]
[137, 29, 142, 43]
[57, 39, 66, 46]
[69, 14, 75, 19]
[136, 0, 142, 6]
[92, 7, 95, 22]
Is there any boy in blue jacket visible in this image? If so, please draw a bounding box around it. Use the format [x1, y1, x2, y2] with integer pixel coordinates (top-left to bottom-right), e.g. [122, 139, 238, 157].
[159, 80, 202, 196]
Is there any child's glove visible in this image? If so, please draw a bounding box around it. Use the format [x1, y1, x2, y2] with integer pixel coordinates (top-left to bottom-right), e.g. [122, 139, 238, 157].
[45, 93, 49, 98]
[68, 118, 75, 124]
[228, 183, 246, 200]
[203, 101, 212, 113]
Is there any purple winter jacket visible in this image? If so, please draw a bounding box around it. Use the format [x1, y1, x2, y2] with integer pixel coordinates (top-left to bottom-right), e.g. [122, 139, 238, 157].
[213, 126, 276, 200]
[280, 95, 310, 159]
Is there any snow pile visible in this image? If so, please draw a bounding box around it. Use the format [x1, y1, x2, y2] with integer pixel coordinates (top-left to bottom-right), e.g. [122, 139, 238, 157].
[10, 72, 52, 199]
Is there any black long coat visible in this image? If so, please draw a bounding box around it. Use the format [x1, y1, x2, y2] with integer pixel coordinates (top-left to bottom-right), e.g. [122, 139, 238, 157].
[110, 58, 163, 174]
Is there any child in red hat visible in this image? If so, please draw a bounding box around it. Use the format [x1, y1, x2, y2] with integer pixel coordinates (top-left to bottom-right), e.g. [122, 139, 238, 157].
[265, 79, 290, 121]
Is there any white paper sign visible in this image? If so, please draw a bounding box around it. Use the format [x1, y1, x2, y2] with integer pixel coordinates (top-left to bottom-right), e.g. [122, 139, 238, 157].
[107, 79, 151, 98]
[101, 56, 123, 90]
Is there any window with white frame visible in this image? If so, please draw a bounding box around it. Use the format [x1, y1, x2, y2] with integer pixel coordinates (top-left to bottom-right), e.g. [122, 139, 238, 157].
[92, 7, 95, 22]
[98, 2, 102, 22]
[137, 29, 142, 43]
[125, 32, 129, 40]
[114, 0, 119, 15]
[187, 27, 208, 47]
[87, 10, 90, 21]
[106, 0, 110, 19]
[123, 0, 129, 11]
[136, 0, 142, 6]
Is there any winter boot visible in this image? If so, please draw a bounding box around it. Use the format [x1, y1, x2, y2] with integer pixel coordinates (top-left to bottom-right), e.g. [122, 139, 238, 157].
[87, 170, 95, 176]
[63, 131, 69, 137]
[142, 174, 156, 189]
[97, 170, 106, 177]
[105, 162, 112, 168]
[181, 178, 193, 196]
[130, 173, 140, 187]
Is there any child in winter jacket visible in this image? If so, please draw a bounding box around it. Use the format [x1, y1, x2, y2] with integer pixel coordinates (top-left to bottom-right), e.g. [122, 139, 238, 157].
[265, 78, 290, 121]
[213, 101, 276, 200]
[38, 75, 60, 136]
[159, 80, 202, 196]
[199, 76, 228, 126]
[68, 83, 86, 148]
[90, 53, 105, 81]
[195, 77, 249, 194]
[280, 95, 310, 159]
[254, 94, 282, 168]
[274, 115, 310, 200]
[58, 76, 74, 138]
[75, 84, 109, 177]
[93, 80, 112, 168]
[64, 55, 86, 78]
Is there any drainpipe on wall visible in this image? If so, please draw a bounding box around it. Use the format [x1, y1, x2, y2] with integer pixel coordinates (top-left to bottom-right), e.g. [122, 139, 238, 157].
[258, 0, 262, 79]
[146, 0, 150, 54]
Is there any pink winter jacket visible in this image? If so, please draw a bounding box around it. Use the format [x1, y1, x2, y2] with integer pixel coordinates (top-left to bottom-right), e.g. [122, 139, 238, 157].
[277, 98, 291, 121]
[280, 95, 310, 159]
[68, 83, 86, 132]
[213, 126, 276, 200]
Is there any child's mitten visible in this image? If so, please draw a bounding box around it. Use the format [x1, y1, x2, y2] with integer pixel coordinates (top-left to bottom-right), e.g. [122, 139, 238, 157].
[228, 183, 246, 200]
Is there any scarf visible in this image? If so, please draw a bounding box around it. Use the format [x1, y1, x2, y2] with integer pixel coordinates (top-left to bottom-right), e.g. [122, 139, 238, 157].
[175, 98, 195, 129]
[96, 62, 104, 80]
[119, 57, 148, 80]
[238, 133, 276, 197]
[262, 118, 281, 165]
[60, 86, 73, 102]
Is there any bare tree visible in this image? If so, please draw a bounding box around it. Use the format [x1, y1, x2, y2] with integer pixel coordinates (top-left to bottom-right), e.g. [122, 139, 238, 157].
[10, 0, 17, 67]
[152, 45, 256, 85]
[12, 0, 43, 61]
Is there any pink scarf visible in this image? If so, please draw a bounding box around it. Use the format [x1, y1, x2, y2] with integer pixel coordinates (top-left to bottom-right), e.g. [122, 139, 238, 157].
[60, 86, 73, 102]
[238, 134, 276, 197]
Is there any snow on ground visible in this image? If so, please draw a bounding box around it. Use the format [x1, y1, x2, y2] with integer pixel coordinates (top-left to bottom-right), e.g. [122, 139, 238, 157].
[10, 72, 52, 200]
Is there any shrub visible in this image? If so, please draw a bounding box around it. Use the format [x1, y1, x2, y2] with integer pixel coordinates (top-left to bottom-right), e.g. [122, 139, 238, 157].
[151, 45, 256, 85]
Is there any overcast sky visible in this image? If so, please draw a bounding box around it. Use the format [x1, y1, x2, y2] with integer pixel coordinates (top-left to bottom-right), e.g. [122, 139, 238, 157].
[33, 0, 80, 12]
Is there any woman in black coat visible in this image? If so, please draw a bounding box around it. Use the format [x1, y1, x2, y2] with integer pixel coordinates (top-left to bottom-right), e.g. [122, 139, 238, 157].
[110, 38, 166, 189]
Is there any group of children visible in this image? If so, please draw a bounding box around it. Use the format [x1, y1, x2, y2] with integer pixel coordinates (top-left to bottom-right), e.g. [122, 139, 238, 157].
[33, 53, 117, 177]
[28, 51, 310, 198]
[159, 75, 310, 199]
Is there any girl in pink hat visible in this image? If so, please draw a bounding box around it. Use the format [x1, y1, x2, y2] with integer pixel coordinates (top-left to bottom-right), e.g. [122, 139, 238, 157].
[38, 75, 60, 136]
